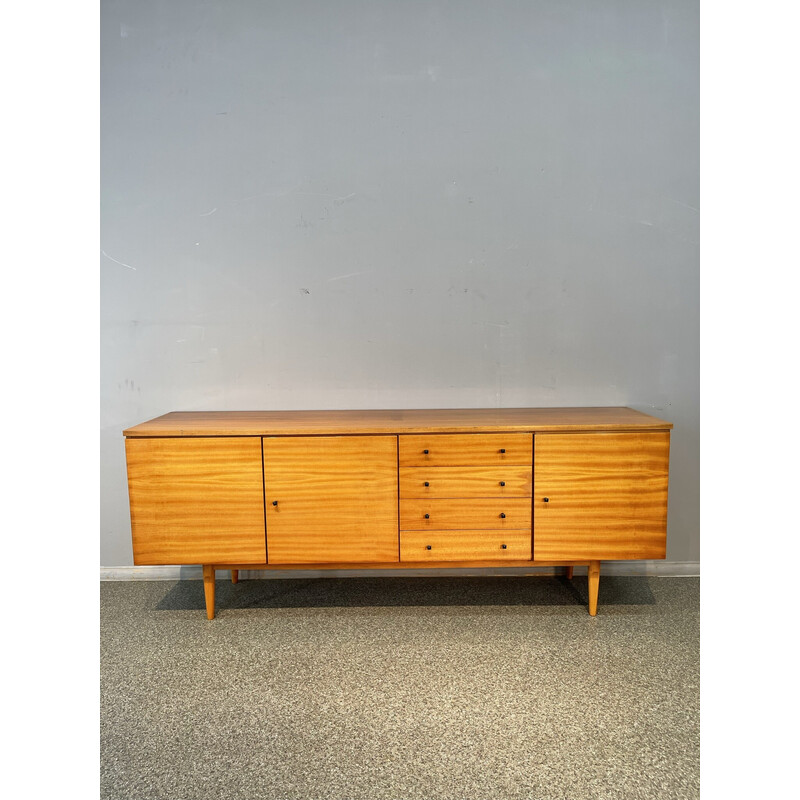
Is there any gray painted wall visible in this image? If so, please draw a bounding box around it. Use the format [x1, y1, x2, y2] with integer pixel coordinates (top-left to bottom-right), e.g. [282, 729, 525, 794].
[101, 0, 699, 567]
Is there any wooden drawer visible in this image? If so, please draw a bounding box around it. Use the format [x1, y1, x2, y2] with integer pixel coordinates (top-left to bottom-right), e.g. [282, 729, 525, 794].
[400, 497, 531, 530]
[399, 466, 532, 498]
[398, 433, 532, 467]
[400, 530, 532, 561]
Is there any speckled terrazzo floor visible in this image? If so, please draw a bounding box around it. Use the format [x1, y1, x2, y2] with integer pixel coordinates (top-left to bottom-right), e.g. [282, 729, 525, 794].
[100, 576, 699, 800]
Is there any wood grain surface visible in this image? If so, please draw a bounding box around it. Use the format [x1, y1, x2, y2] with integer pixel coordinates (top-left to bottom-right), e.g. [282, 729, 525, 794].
[209, 559, 588, 570]
[263, 435, 398, 563]
[123, 407, 673, 437]
[533, 432, 670, 560]
[202, 565, 216, 620]
[398, 433, 533, 466]
[399, 466, 532, 498]
[399, 530, 532, 561]
[400, 498, 532, 530]
[588, 560, 601, 616]
[126, 437, 267, 565]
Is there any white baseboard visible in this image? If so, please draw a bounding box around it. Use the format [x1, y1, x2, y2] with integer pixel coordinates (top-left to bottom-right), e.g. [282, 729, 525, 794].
[101, 561, 699, 581]
[597, 560, 699, 576]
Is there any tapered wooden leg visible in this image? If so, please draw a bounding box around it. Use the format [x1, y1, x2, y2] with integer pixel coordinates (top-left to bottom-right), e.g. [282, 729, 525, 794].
[566, 566, 574, 580]
[588, 560, 600, 616]
[231, 569, 239, 584]
[202, 565, 216, 620]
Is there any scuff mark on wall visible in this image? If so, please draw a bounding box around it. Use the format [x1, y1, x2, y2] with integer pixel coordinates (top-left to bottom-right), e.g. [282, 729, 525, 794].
[667, 197, 699, 213]
[327, 271, 372, 283]
[102, 250, 137, 270]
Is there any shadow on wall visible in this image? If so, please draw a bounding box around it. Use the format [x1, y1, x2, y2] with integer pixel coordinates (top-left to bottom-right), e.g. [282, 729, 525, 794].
[155, 575, 656, 612]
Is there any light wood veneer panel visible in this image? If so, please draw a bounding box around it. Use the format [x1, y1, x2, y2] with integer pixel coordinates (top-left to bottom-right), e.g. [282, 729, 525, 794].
[263, 436, 398, 564]
[211, 558, 581, 570]
[533, 432, 670, 560]
[399, 466, 532, 498]
[400, 530, 532, 561]
[400, 498, 532, 530]
[125, 437, 266, 565]
[124, 407, 672, 437]
[399, 433, 533, 466]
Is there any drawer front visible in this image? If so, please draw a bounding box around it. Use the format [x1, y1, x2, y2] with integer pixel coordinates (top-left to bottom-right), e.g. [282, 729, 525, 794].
[400, 530, 532, 561]
[399, 466, 532, 498]
[400, 498, 531, 530]
[398, 433, 533, 467]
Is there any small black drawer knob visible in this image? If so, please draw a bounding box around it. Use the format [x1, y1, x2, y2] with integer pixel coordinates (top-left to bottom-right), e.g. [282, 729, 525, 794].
[500, 448, 506, 453]
[502, 544, 507, 549]
[423, 449, 429, 454]
[426, 545, 432, 550]
[424, 481, 430, 487]
[499, 481, 505, 486]
[272, 500, 278, 506]
[424, 513, 430, 519]
[500, 512, 506, 518]
[543, 497, 549, 503]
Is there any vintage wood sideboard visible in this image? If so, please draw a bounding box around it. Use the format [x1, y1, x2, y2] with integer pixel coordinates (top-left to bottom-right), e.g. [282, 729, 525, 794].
[123, 408, 671, 618]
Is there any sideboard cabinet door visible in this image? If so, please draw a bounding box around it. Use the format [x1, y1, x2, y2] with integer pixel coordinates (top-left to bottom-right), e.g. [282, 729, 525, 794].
[263, 435, 399, 564]
[126, 437, 267, 565]
[533, 432, 670, 560]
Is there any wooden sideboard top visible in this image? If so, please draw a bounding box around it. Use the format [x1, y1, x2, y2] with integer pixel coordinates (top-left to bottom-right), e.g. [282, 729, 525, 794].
[123, 407, 673, 437]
